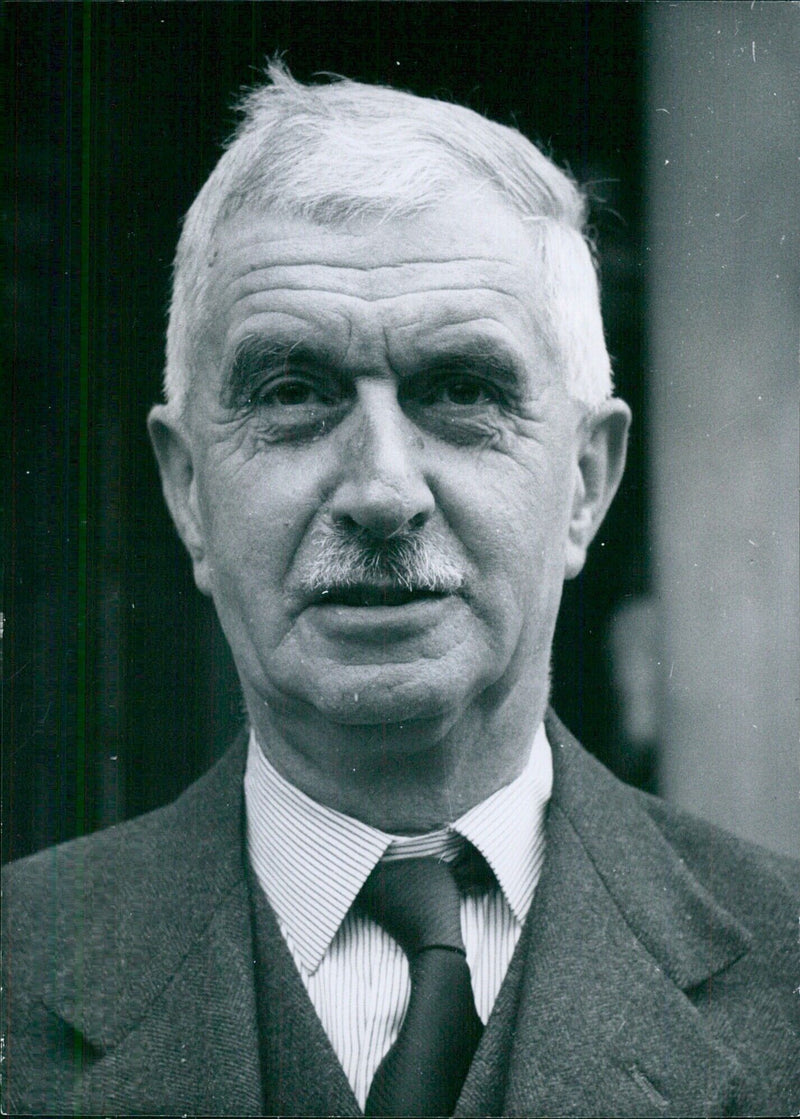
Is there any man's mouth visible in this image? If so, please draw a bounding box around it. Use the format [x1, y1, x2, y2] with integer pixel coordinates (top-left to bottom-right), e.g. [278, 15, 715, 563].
[314, 585, 448, 608]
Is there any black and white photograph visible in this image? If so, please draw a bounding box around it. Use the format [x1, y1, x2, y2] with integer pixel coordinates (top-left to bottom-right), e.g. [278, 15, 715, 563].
[3, 2, 798, 1114]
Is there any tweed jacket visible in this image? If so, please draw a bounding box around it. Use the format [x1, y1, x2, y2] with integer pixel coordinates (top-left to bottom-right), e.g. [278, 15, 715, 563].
[2, 712, 798, 1116]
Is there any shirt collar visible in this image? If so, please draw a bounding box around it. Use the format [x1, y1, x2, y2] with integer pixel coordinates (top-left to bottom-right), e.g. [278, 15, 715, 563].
[245, 724, 552, 974]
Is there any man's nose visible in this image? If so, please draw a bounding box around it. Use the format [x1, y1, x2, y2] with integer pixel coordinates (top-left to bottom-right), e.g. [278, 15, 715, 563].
[328, 381, 435, 538]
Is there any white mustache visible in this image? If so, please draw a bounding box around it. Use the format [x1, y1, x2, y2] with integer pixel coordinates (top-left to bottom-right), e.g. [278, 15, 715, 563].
[297, 526, 466, 595]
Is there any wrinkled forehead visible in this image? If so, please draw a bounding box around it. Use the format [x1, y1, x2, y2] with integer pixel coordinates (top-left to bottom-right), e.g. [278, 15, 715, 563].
[196, 195, 563, 383]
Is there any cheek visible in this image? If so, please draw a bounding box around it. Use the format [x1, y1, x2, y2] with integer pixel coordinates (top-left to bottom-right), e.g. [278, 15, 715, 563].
[194, 452, 298, 590]
[439, 450, 576, 658]
[443, 449, 573, 572]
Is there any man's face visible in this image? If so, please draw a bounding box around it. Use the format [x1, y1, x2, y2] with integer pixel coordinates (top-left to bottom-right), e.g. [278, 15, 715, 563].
[156, 196, 616, 742]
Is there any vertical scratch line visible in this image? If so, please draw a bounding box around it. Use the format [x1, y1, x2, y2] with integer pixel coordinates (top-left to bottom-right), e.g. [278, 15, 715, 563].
[77, 0, 91, 844]
[73, 0, 93, 1086]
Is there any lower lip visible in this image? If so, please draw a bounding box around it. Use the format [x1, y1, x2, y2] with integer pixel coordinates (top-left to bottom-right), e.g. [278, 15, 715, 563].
[306, 595, 454, 640]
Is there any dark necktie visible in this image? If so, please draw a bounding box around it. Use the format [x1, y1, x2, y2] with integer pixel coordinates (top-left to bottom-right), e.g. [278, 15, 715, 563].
[358, 856, 484, 1117]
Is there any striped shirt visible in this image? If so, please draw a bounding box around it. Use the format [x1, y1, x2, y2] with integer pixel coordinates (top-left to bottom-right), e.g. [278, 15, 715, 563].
[245, 724, 552, 1108]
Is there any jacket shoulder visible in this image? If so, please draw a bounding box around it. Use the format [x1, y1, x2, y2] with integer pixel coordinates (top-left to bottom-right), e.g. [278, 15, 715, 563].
[2, 735, 248, 1011]
[4, 797, 178, 924]
[637, 787, 800, 964]
[547, 710, 800, 929]
[641, 787, 799, 900]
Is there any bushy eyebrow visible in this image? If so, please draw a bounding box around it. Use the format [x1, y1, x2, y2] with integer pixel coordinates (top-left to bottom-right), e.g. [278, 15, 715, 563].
[222, 337, 341, 409]
[222, 333, 527, 410]
[406, 347, 524, 393]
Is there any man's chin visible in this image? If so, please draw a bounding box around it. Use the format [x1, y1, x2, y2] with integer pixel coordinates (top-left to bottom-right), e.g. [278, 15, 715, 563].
[282, 666, 466, 730]
[312, 685, 454, 728]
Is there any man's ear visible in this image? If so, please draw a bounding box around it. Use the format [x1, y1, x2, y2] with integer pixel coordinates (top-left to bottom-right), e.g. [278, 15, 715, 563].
[565, 398, 631, 580]
[147, 404, 213, 595]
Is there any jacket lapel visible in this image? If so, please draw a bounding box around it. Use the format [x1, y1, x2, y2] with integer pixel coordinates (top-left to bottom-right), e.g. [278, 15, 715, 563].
[77, 875, 263, 1114]
[497, 713, 752, 1117]
[43, 735, 263, 1115]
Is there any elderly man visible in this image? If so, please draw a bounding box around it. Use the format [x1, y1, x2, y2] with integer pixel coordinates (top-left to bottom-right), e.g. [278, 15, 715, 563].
[3, 64, 798, 1116]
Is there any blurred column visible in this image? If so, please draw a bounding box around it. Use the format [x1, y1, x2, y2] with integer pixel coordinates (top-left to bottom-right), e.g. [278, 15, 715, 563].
[645, 2, 799, 857]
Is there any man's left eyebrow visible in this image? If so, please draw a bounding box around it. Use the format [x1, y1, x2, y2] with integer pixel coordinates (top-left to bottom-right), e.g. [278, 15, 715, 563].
[411, 345, 525, 387]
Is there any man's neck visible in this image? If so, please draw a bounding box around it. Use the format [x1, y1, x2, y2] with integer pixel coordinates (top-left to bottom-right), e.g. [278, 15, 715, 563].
[243, 682, 548, 832]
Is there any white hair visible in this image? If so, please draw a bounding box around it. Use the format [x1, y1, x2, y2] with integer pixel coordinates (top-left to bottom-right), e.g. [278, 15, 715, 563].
[165, 60, 613, 413]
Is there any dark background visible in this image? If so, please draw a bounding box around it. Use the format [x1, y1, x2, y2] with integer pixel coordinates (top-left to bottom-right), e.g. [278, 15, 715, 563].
[4, 2, 648, 864]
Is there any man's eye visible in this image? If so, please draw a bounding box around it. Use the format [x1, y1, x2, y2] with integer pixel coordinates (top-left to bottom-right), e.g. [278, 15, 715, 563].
[259, 380, 324, 407]
[428, 377, 495, 406]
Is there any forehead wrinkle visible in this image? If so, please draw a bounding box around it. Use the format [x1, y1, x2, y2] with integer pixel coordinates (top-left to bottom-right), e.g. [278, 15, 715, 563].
[216, 279, 543, 371]
[210, 242, 551, 386]
[211, 228, 523, 272]
[213, 244, 535, 298]
[222, 274, 531, 310]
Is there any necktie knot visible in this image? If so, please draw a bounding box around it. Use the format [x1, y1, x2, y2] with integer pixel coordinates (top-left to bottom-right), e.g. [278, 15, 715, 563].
[357, 856, 465, 958]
